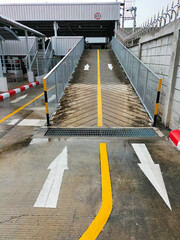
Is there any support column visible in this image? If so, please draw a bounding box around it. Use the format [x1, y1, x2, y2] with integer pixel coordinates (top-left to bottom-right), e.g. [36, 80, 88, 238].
[0, 56, 3, 77]
[25, 30, 34, 82]
[0, 58, 8, 92]
[53, 21, 58, 37]
[133, 7, 137, 32]
[163, 26, 180, 126]
[42, 37, 46, 58]
[0, 41, 6, 73]
[138, 42, 142, 60]
[114, 21, 118, 38]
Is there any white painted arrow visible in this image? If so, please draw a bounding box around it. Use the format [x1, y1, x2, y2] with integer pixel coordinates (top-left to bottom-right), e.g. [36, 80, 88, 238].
[108, 64, 113, 70]
[48, 94, 56, 102]
[132, 143, 172, 210]
[10, 94, 27, 103]
[34, 146, 68, 208]
[84, 64, 90, 71]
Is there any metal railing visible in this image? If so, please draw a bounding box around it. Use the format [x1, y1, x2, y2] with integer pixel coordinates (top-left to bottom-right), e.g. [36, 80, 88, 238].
[112, 37, 161, 123]
[45, 40, 53, 58]
[25, 37, 38, 69]
[43, 37, 84, 125]
[36, 57, 59, 76]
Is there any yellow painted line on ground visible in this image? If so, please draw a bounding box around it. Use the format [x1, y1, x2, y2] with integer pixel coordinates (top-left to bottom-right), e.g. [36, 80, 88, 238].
[79, 143, 113, 240]
[0, 86, 54, 124]
[97, 49, 103, 127]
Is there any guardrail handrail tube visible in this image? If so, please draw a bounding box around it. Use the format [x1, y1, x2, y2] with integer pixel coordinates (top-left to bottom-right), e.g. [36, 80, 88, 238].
[112, 37, 162, 126]
[44, 38, 83, 80]
[45, 40, 52, 58]
[43, 37, 84, 125]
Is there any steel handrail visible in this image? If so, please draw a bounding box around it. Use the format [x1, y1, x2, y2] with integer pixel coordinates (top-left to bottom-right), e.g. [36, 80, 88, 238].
[44, 37, 83, 79]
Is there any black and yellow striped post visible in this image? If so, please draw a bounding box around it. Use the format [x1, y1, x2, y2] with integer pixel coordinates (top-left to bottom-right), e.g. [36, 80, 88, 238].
[153, 78, 162, 127]
[43, 78, 50, 126]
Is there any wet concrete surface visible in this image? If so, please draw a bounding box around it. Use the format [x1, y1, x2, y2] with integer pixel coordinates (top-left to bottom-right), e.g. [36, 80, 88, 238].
[53, 50, 151, 128]
[0, 85, 45, 153]
[0, 133, 180, 239]
[0, 52, 180, 240]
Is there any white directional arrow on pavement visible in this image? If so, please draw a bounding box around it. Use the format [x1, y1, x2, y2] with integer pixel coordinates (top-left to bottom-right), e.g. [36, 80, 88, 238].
[34, 146, 68, 208]
[10, 94, 28, 103]
[132, 143, 172, 210]
[48, 94, 56, 102]
[84, 64, 90, 71]
[108, 64, 113, 70]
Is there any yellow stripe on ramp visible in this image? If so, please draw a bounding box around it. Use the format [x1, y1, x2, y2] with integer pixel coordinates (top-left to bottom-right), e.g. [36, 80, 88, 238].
[97, 49, 103, 127]
[79, 143, 113, 240]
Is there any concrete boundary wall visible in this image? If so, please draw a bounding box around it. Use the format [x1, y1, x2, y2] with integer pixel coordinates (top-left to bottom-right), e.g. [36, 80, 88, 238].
[128, 19, 180, 130]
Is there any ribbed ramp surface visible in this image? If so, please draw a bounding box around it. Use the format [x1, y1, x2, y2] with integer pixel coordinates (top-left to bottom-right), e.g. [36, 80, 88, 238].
[52, 50, 151, 128]
[45, 128, 157, 138]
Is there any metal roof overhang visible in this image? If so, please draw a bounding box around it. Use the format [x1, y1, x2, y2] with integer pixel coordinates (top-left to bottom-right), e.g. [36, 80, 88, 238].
[0, 26, 19, 41]
[0, 15, 45, 37]
[17, 20, 115, 38]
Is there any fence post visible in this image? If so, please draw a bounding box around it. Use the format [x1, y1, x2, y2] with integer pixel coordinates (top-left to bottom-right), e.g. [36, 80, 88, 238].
[153, 78, 162, 126]
[136, 61, 141, 90]
[55, 70, 58, 104]
[131, 56, 134, 81]
[143, 69, 148, 102]
[43, 78, 50, 126]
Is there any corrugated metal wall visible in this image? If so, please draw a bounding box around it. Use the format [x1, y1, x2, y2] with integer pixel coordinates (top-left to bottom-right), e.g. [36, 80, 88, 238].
[0, 3, 120, 21]
[0, 37, 36, 56]
[51, 37, 83, 56]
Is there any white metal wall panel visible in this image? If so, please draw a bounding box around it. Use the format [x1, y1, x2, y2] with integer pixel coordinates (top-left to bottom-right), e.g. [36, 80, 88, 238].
[0, 3, 120, 21]
[51, 37, 83, 56]
[0, 37, 36, 56]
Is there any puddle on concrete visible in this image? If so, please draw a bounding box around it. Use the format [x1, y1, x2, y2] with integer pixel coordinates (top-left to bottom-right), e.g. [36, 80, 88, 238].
[30, 138, 49, 145]
[0, 137, 32, 154]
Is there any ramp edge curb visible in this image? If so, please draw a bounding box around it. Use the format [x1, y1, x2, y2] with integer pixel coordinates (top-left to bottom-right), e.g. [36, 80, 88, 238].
[0, 81, 39, 101]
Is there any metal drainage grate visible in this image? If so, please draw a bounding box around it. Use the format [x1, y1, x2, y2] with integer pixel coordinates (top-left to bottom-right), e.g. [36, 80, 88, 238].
[45, 128, 157, 138]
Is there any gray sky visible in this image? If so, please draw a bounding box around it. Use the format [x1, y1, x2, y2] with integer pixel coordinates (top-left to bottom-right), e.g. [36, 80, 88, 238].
[0, 0, 173, 27]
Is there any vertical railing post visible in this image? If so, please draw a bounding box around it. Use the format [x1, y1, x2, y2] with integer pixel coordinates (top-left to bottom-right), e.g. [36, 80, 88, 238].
[131, 55, 134, 81]
[136, 61, 141, 91]
[55, 70, 58, 103]
[43, 78, 50, 126]
[153, 78, 162, 126]
[143, 69, 148, 102]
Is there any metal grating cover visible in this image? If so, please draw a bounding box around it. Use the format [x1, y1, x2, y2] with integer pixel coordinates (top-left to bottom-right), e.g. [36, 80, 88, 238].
[45, 128, 157, 138]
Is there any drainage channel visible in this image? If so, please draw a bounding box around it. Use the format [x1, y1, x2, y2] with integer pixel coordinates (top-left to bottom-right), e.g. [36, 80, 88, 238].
[45, 128, 157, 138]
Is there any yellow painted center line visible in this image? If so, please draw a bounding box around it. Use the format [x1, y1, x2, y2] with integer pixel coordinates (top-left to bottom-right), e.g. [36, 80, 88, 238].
[97, 49, 103, 127]
[79, 143, 113, 240]
[0, 86, 54, 124]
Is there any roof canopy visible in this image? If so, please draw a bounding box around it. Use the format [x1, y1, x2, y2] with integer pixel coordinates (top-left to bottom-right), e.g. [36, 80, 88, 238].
[0, 26, 19, 41]
[0, 15, 45, 37]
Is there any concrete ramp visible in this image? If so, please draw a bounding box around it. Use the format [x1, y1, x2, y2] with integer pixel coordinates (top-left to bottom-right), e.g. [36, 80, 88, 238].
[52, 50, 151, 128]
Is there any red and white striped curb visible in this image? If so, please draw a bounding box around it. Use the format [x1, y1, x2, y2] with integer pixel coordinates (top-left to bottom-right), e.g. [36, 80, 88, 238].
[169, 129, 180, 150]
[0, 81, 39, 101]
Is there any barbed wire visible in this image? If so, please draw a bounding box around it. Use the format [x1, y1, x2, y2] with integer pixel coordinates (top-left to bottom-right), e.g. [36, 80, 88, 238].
[120, 0, 180, 42]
